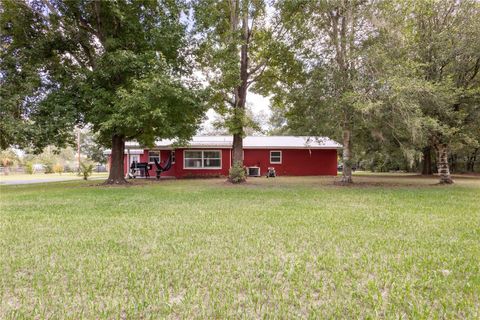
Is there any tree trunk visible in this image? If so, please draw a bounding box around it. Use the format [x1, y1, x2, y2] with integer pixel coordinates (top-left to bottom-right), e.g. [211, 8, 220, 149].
[105, 134, 127, 184]
[466, 148, 478, 172]
[449, 153, 458, 173]
[421, 146, 433, 175]
[341, 129, 353, 184]
[232, 134, 243, 166]
[436, 143, 453, 184]
[228, 4, 249, 182]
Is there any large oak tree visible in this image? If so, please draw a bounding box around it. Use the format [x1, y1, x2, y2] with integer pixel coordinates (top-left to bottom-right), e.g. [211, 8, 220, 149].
[379, 0, 480, 183]
[193, 0, 297, 182]
[0, 0, 206, 184]
[272, 0, 379, 184]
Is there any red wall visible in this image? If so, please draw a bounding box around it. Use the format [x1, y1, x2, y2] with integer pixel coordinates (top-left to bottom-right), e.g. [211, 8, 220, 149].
[121, 148, 337, 178]
[243, 148, 337, 176]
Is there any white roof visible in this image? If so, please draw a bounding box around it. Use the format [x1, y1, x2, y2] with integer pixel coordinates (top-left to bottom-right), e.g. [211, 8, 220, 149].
[103, 149, 144, 155]
[124, 136, 341, 149]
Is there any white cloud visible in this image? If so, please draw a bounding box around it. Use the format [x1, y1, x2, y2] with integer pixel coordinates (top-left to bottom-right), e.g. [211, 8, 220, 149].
[247, 92, 271, 117]
[199, 91, 271, 134]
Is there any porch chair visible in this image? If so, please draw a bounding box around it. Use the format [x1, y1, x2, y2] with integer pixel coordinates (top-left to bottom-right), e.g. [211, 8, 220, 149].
[266, 167, 276, 178]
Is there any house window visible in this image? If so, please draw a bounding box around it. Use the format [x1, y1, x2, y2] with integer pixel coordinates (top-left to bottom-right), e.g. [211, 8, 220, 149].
[270, 151, 282, 164]
[171, 151, 176, 164]
[184, 150, 221, 169]
[148, 151, 160, 163]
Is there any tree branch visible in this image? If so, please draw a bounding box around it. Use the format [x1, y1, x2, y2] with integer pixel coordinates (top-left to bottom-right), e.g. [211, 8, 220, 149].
[248, 59, 267, 76]
[466, 57, 480, 86]
[247, 62, 267, 87]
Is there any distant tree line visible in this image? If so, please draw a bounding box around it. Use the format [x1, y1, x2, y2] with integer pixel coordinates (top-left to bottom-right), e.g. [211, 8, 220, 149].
[266, 0, 480, 183]
[0, 128, 106, 175]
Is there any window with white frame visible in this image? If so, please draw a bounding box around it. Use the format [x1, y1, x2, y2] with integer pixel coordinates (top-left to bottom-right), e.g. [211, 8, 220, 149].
[184, 150, 221, 169]
[270, 151, 282, 164]
[148, 151, 160, 163]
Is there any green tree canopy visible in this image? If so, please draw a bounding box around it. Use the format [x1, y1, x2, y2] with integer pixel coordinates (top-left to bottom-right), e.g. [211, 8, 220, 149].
[270, 0, 480, 183]
[0, 0, 206, 184]
[193, 0, 299, 182]
[269, 0, 380, 183]
[376, 0, 480, 183]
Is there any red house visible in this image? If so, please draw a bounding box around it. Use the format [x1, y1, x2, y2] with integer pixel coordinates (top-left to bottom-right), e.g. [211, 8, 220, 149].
[108, 136, 341, 178]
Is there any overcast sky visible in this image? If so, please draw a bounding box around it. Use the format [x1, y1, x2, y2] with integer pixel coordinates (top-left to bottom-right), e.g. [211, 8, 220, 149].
[200, 91, 272, 134]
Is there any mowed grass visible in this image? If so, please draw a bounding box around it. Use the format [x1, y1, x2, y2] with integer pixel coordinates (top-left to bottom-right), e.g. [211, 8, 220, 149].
[1, 174, 479, 318]
[0, 172, 108, 183]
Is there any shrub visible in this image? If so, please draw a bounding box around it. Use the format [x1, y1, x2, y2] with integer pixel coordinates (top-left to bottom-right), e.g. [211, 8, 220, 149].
[79, 162, 94, 180]
[25, 163, 34, 175]
[44, 164, 53, 174]
[228, 162, 246, 183]
[53, 163, 64, 174]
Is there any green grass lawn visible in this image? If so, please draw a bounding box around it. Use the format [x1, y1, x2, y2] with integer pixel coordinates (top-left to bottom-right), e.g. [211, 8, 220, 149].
[0, 172, 108, 183]
[1, 174, 479, 318]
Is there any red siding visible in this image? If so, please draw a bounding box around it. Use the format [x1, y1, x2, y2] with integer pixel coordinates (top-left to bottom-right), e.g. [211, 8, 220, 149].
[120, 148, 337, 178]
[243, 149, 337, 176]
[123, 155, 128, 174]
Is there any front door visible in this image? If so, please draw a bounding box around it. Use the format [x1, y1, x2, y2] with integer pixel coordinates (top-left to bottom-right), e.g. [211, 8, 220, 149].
[130, 155, 140, 167]
[128, 155, 141, 177]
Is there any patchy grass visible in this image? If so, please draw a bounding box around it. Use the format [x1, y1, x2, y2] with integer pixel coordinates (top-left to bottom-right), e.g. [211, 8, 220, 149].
[0, 174, 479, 318]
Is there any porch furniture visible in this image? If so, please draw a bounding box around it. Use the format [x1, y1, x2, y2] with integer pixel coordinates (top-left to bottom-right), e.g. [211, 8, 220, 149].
[130, 161, 151, 178]
[153, 153, 173, 179]
[266, 167, 276, 178]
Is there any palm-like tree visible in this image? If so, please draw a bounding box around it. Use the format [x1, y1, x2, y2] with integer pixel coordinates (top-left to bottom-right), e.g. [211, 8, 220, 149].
[0, 149, 19, 175]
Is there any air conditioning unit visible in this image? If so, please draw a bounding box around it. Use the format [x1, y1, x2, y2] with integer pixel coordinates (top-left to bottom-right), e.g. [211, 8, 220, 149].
[247, 167, 261, 177]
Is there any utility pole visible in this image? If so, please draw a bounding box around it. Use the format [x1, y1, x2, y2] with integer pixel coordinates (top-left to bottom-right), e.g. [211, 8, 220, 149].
[77, 129, 81, 171]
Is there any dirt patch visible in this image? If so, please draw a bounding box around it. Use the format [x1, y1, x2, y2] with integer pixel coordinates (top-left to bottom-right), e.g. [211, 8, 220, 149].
[72, 173, 480, 190]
